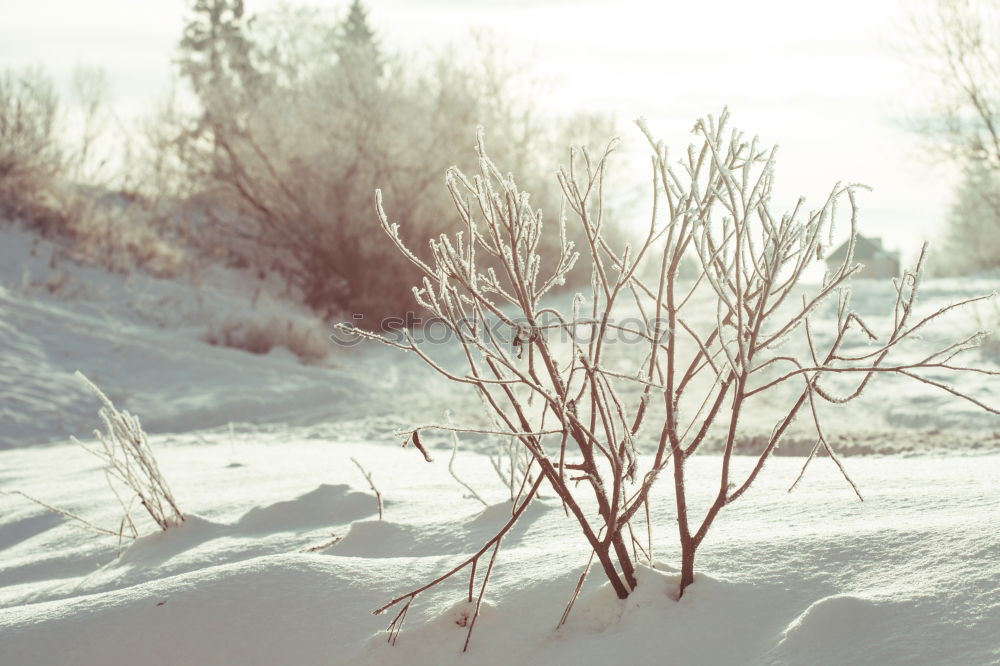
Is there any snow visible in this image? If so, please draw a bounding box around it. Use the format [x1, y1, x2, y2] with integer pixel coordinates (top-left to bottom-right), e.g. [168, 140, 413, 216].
[0, 226, 369, 447]
[1, 223, 999, 664]
[2, 438, 999, 665]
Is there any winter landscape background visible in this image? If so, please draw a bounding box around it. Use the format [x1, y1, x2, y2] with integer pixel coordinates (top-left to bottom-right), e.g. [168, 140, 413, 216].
[2, 1, 999, 665]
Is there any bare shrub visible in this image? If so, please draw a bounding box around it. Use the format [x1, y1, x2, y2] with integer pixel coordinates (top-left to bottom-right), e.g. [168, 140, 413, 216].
[0, 65, 187, 278]
[905, 0, 1000, 273]
[171, 2, 615, 319]
[203, 315, 329, 363]
[49, 192, 184, 278]
[907, 0, 1000, 169]
[0, 67, 62, 227]
[55, 68, 189, 278]
[339, 111, 999, 649]
[4, 372, 185, 544]
[73, 371, 184, 531]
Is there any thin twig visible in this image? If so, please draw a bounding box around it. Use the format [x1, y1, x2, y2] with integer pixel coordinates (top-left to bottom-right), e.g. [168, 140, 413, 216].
[350, 457, 383, 520]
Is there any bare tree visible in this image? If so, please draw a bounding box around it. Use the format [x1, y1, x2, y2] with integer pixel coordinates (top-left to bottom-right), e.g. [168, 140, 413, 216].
[906, 0, 1000, 273]
[338, 109, 999, 649]
[940, 159, 1000, 274]
[908, 0, 1000, 168]
[171, 3, 615, 319]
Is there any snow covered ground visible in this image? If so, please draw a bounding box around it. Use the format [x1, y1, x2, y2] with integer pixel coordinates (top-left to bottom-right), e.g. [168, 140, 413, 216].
[2, 439, 998, 665]
[1, 224, 999, 664]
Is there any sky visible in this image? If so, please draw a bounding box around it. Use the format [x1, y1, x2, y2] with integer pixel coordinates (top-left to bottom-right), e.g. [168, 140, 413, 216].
[0, 0, 952, 264]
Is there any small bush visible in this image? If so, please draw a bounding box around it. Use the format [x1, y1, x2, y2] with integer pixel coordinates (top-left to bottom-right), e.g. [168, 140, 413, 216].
[0, 65, 188, 279]
[56, 192, 185, 278]
[342, 112, 1000, 650]
[203, 315, 329, 363]
[0, 67, 62, 228]
[73, 371, 184, 532]
[6, 372, 186, 541]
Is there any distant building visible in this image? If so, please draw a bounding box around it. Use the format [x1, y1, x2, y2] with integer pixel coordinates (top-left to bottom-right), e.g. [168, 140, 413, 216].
[825, 235, 900, 279]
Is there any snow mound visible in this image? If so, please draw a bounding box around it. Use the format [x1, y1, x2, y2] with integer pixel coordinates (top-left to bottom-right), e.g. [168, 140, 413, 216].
[113, 515, 225, 569]
[333, 520, 421, 558]
[770, 594, 896, 663]
[561, 564, 683, 634]
[236, 484, 378, 533]
[356, 565, 794, 666]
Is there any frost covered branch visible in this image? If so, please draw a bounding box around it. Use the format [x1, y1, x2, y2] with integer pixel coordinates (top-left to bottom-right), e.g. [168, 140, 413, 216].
[343, 110, 998, 648]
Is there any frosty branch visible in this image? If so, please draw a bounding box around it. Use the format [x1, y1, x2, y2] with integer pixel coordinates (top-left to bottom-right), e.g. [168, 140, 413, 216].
[336, 108, 998, 648]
